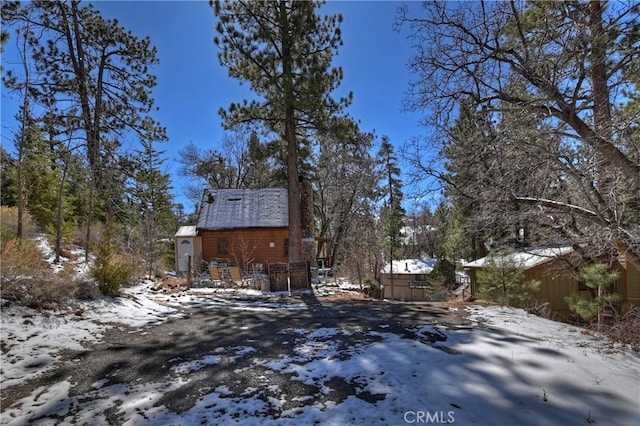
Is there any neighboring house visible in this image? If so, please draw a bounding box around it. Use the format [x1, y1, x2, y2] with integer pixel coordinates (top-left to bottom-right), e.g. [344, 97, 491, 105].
[196, 188, 290, 268]
[381, 258, 456, 301]
[462, 246, 634, 319]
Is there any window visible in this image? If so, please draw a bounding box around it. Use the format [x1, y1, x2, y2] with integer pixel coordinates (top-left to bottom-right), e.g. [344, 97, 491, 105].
[217, 238, 229, 255]
[577, 280, 588, 291]
[284, 238, 289, 256]
[410, 280, 429, 288]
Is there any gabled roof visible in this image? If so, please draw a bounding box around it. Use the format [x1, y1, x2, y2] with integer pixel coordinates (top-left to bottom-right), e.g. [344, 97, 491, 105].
[196, 188, 288, 230]
[462, 246, 574, 270]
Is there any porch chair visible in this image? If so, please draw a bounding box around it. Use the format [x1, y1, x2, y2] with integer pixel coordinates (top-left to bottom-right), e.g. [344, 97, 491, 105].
[228, 266, 243, 285]
[209, 265, 223, 283]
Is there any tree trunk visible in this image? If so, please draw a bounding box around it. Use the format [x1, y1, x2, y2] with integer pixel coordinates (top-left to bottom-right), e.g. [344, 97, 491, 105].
[589, 0, 615, 211]
[16, 20, 32, 240]
[286, 114, 303, 263]
[54, 150, 69, 264]
[280, 1, 303, 263]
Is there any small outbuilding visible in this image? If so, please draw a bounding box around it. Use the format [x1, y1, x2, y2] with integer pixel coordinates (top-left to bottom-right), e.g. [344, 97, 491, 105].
[464, 246, 638, 318]
[381, 258, 455, 302]
[174, 226, 202, 275]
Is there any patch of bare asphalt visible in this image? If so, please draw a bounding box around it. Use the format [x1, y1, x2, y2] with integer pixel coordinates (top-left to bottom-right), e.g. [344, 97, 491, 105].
[2, 296, 474, 422]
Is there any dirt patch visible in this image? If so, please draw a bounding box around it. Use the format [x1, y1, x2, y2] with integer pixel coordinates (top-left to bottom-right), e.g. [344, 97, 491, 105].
[152, 277, 189, 293]
[316, 292, 369, 302]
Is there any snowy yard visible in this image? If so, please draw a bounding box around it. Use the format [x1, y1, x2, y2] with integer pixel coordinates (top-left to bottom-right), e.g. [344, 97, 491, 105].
[1, 282, 639, 426]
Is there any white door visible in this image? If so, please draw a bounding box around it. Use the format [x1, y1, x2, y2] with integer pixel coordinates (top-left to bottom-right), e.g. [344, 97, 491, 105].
[177, 238, 194, 272]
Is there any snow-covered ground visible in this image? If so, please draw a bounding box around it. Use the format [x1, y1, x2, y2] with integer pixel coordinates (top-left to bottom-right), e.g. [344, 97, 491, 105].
[1, 282, 639, 426]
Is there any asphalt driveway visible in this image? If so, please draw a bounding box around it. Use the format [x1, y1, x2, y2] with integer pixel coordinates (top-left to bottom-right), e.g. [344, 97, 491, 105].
[3, 294, 472, 424]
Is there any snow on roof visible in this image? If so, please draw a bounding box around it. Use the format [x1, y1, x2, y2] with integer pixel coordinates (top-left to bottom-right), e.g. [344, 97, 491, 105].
[174, 226, 197, 238]
[197, 188, 288, 230]
[382, 258, 438, 274]
[462, 246, 574, 270]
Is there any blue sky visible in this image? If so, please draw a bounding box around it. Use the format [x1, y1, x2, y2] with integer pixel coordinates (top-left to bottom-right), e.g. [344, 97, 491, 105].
[1, 1, 427, 212]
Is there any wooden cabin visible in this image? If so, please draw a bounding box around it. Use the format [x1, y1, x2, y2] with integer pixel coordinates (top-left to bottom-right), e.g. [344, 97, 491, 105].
[173, 187, 316, 290]
[196, 188, 290, 269]
[462, 246, 633, 319]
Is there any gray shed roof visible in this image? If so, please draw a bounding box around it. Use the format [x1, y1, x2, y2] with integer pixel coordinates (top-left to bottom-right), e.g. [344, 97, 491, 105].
[196, 188, 288, 230]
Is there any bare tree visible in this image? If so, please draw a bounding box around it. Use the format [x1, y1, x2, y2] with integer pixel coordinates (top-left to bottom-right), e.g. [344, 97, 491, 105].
[178, 127, 280, 202]
[312, 130, 379, 275]
[397, 1, 640, 258]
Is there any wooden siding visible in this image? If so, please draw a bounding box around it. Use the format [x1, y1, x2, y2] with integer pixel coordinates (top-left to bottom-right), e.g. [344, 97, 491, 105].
[381, 273, 444, 302]
[468, 259, 582, 318]
[624, 252, 640, 306]
[526, 263, 583, 318]
[200, 228, 289, 268]
[468, 258, 634, 319]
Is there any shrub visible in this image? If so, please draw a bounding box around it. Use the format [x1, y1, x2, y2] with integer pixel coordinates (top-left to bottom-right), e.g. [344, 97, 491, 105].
[0, 206, 38, 245]
[364, 277, 382, 299]
[91, 225, 133, 296]
[565, 263, 621, 322]
[1, 238, 79, 309]
[1, 238, 47, 280]
[606, 306, 640, 352]
[1, 224, 15, 249]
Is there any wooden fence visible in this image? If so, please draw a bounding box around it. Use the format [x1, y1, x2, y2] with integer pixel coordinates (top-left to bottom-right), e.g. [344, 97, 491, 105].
[265, 261, 311, 292]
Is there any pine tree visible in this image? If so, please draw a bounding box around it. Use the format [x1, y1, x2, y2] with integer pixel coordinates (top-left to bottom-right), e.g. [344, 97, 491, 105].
[0, 148, 17, 207]
[3, 1, 167, 258]
[91, 223, 133, 297]
[377, 137, 405, 262]
[213, 0, 351, 262]
[18, 119, 58, 231]
[477, 248, 541, 308]
[565, 263, 621, 325]
[122, 139, 177, 278]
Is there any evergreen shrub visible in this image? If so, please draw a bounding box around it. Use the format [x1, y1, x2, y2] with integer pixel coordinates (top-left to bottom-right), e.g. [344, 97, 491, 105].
[565, 263, 621, 322]
[477, 249, 541, 308]
[91, 226, 133, 296]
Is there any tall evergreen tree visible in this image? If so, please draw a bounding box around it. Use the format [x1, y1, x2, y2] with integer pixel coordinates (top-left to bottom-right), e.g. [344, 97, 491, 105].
[0, 148, 17, 207]
[377, 137, 405, 263]
[3, 0, 167, 258]
[122, 139, 177, 277]
[213, 0, 352, 263]
[16, 114, 58, 231]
